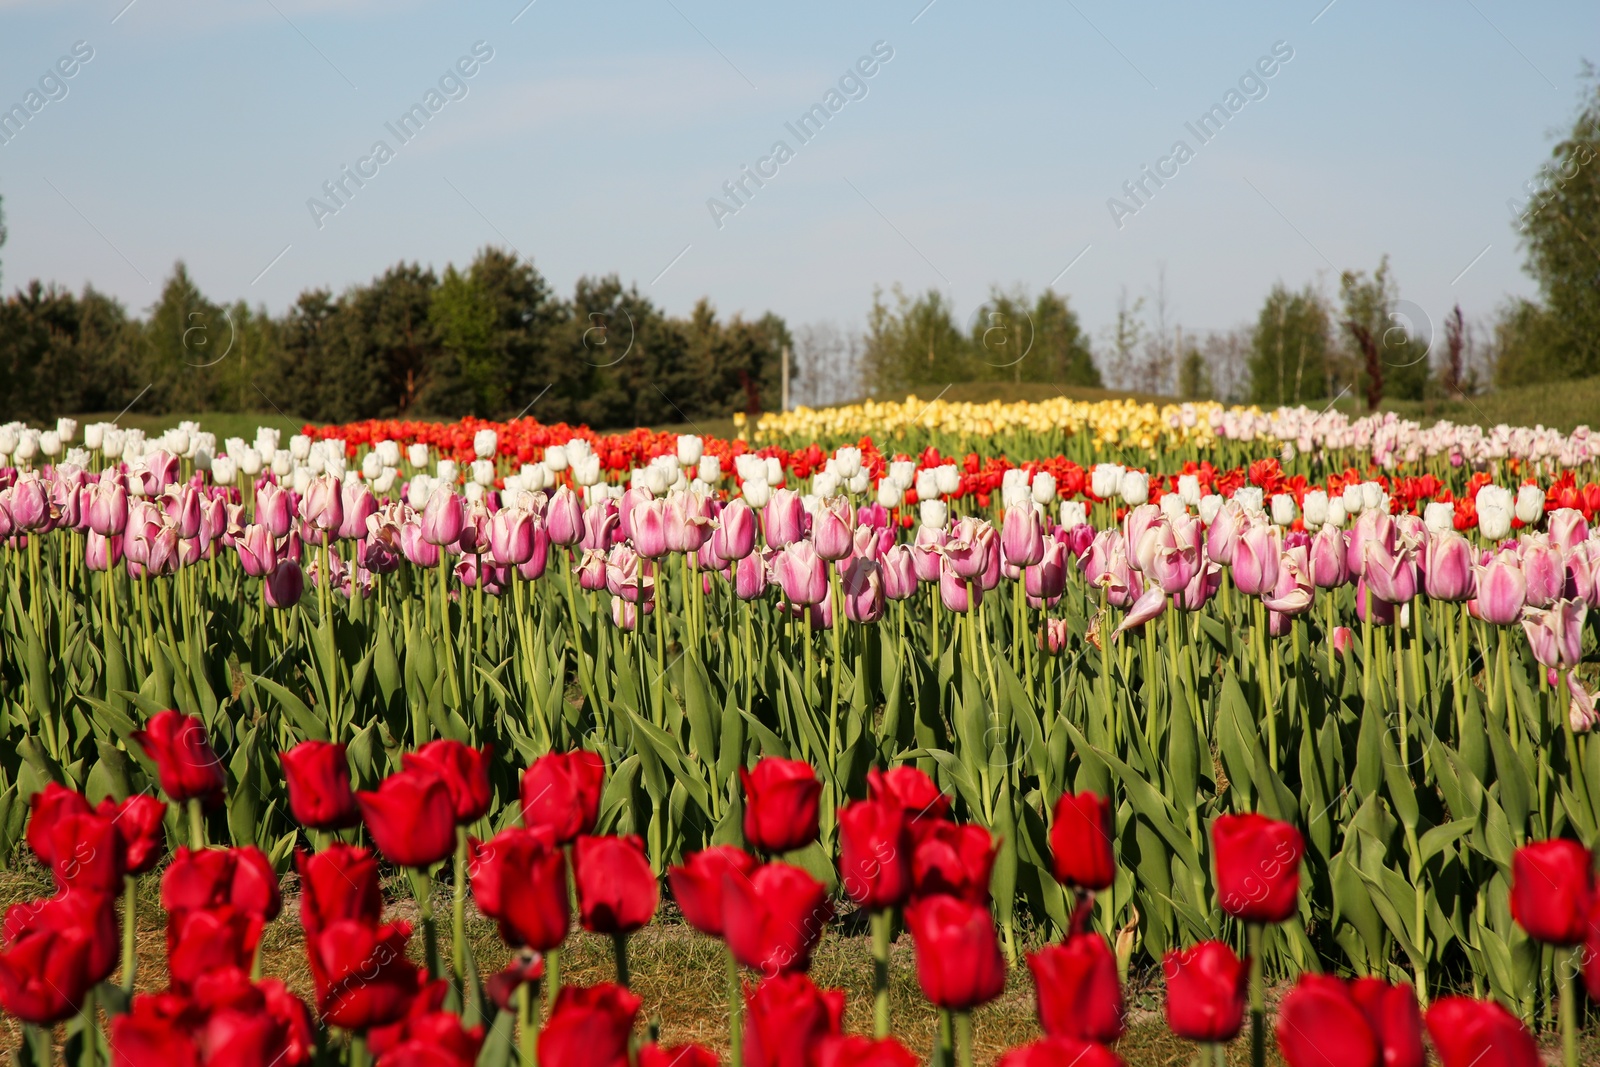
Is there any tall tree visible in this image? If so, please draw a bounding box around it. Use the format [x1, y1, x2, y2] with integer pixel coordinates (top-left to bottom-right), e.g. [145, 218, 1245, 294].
[1509, 68, 1600, 381]
[1339, 256, 1429, 406]
[862, 287, 973, 396]
[1248, 283, 1329, 406]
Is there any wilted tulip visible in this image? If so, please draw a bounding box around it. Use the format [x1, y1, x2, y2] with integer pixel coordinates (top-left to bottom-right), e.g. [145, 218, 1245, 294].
[1261, 545, 1314, 616]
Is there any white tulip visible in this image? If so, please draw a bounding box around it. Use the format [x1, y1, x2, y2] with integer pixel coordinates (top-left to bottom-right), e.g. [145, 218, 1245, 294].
[290, 434, 311, 460]
[473, 429, 497, 459]
[211, 456, 237, 485]
[765, 456, 785, 487]
[741, 479, 771, 509]
[271, 450, 292, 476]
[1341, 483, 1364, 516]
[436, 459, 458, 486]
[1361, 481, 1385, 512]
[676, 435, 703, 467]
[919, 498, 948, 530]
[471, 459, 495, 487]
[833, 446, 862, 479]
[697, 455, 721, 484]
[1058, 500, 1088, 528]
[376, 440, 401, 468]
[915, 469, 941, 501]
[572, 455, 602, 487]
[1031, 472, 1057, 505]
[407, 443, 430, 469]
[877, 480, 904, 509]
[55, 418, 77, 442]
[1119, 470, 1150, 506]
[1160, 493, 1188, 522]
[374, 467, 398, 495]
[889, 460, 918, 490]
[39, 431, 61, 458]
[1302, 490, 1328, 528]
[1198, 494, 1225, 525]
[1090, 463, 1124, 500]
[1515, 483, 1545, 525]
[362, 451, 383, 480]
[1177, 474, 1201, 507]
[1324, 497, 1347, 530]
[408, 475, 435, 509]
[1270, 493, 1296, 527]
[935, 464, 961, 496]
[1423, 501, 1455, 534]
[84, 423, 106, 451]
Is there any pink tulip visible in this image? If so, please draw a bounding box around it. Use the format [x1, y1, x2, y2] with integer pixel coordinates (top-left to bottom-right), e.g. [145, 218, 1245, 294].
[1308, 525, 1349, 589]
[1039, 618, 1069, 655]
[1346, 509, 1395, 578]
[547, 485, 586, 547]
[360, 527, 402, 575]
[578, 500, 618, 552]
[300, 475, 344, 539]
[145, 450, 179, 491]
[1422, 532, 1475, 602]
[421, 486, 464, 547]
[236, 524, 278, 577]
[778, 541, 828, 606]
[1520, 538, 1565, 609]
[85, 479, 128, 535]
[1261, 545, 1314, 615]
[842, 555, 885, 623]
[912, 525, 947, 583]
[764, 488, 806, 549]
[663, 491, 708, 554]
[1206, 500, 1247, 565]
[1564, 672, 1599, 733]
[630, 499, 669, 559]
[1025, 540, 1069, 603]
[1548, 508, 1588, 553]
[1523, 598, 1586, 668]
[1061, 521, 1095, 561]
[400, 521, 441, 567]
[812, 497, 855, 562]
[1079, 529, 1119, 585]
[978, 534, 1002, 591]
[1123, 504, 1162, 570]
[85, 530, 122, 572]
[882, 544, 919, 601]
[1564, 541, 1600, 608]
[197, 496, 227, 555]
[256, 482, 293, 538]
[1474, 556, 1527, 625]
[575, 547, 607, 591]
[612, 596, 651, 630]
[1001, 504, 1045, 568]
[1364, 539, 1418, 605]
[265, 559, 304, 609]
[734, 551, 768, 600]
[1176, 561, 1223, 611]
[517, 522, 551, 580]
[944, 518, 995, 582]
[490, 507, 535, 566]
[711, 499, 757, 562]
[939, 557, 980, 613]
[607, 545, 654, 603]
[1232, 524, 1281, 597]
[1354, 576, 1394, 627]
[1332, 626, 1354, 656]
[1113, 586, 1167, 640]
[337, 482, 377, 541]
[9, 474, 48, 530]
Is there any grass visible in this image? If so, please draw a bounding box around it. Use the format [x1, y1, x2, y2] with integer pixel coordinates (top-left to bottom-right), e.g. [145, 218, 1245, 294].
[2, 863, 1595, 1065]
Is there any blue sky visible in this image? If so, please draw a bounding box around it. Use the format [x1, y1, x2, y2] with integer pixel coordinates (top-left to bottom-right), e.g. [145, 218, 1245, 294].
[0, 0, 1593, 344]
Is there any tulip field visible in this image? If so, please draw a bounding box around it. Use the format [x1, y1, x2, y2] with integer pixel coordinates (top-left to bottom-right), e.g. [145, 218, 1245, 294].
[2, 398, 1600, 1066]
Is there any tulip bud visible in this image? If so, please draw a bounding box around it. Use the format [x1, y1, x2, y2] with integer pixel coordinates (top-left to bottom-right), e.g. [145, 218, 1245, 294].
[1515, 483, 1545, 525]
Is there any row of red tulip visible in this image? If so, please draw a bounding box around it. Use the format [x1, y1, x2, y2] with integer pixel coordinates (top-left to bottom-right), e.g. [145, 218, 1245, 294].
[1, 708, 1593, 1065]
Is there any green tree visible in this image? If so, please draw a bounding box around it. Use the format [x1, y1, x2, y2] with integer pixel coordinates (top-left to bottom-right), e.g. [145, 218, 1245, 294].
[1177, 343, 1211, 399]
[1248, 283, 1329, 406]
[1338, 257, 1429, 406]
[862, 286, 973, 396]
[139, 263, 229, 413]
[966, 287, 1101, 387]
[1511, 69, 1600, 381]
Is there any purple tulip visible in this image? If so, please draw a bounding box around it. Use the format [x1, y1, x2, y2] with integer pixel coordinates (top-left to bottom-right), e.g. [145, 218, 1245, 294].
[265, 559, 304, 609]
[1232, 523, 1281, 597]
[1001, 504, 1045, 568]
[763, 488, 805, 549]
[1422, 531, 1475, 602]
[1565, 541, 1600, 608]
[547, 485, 586, 547]
[1025, 540, 1069, 603]
[1061, 521, 1095, 560]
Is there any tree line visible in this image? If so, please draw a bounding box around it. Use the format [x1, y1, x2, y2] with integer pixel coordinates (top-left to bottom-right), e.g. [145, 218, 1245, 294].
[0, 246, 789, 427]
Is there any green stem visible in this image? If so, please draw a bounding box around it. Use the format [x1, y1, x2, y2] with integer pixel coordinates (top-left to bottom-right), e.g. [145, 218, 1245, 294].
[612, 932, 631, 988]
[936, 1008, 955, 1067]
[872, 908, 892, 1038]
[954, 1011, 974, 1067]
[121, 874, 137, 993]
[726, 945, 743, 1067]
[452, 828, 467, 983]
[518, 980, 541, 1067]
[187, 797, 206, 850]
[1562, 946, 1579, 1067]
[349, 1034, 368, 1067]
[1248, 924, 1265, 1067]
[545, 947, 562, 1013]
[409, 866, 441, 979]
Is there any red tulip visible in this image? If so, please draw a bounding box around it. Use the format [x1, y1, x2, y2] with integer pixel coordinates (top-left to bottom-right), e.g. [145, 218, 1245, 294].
[904, 893, 1007, 1011]
[1027, 933, 1125, 1043]
[838, 799, 913, 910]
[815, 1035, 920, 1067]
[740, 758, 822, 854]
[470, 827, 569, 952]
[162, 845, 282, 922]
[404, 740, 493, 825]
[1049, 792, 1116, 892]
[113, 976, 315, 1067]
[166, 906, 264, 993]
[309, 919, 425, 1031]
[280, 741, 359, 830]
[297, 844, 383, 938]
[486, 953, 546, 1012]
[26, 782, 91, 865]
[1424, 996, 1540, 1067]
[0, 918, 94, 1024]
[723, 862, 831, 976]
[1211, 813, 1304, 924]
[521, 751, 606, 845]
[367, 982, 485, 1067]
[575, 834, 659, 934]
[1588, 895, 1600, 1001]
[1349, 978, 1425, 1067]
[867, 765, 950, 824]
[743, 973, 846, 1067]
[997, 1037, 1125, 1067]
[131, 709, 226, 806]
[539, 982, 641, 1067]
[639, 1044, 721, 1067]
[911, 821, 995, 905]
[30, 800, 125, 894]
[1163, 940, 1249, 1043]
[99, 793, 168, 874]
[668, 845, 757, 938]
[1509, 839, 1594, 946]
[5, 887, 120, 984]
[1274, 974, 1378, 1067]
[357, 768, 458, 869]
